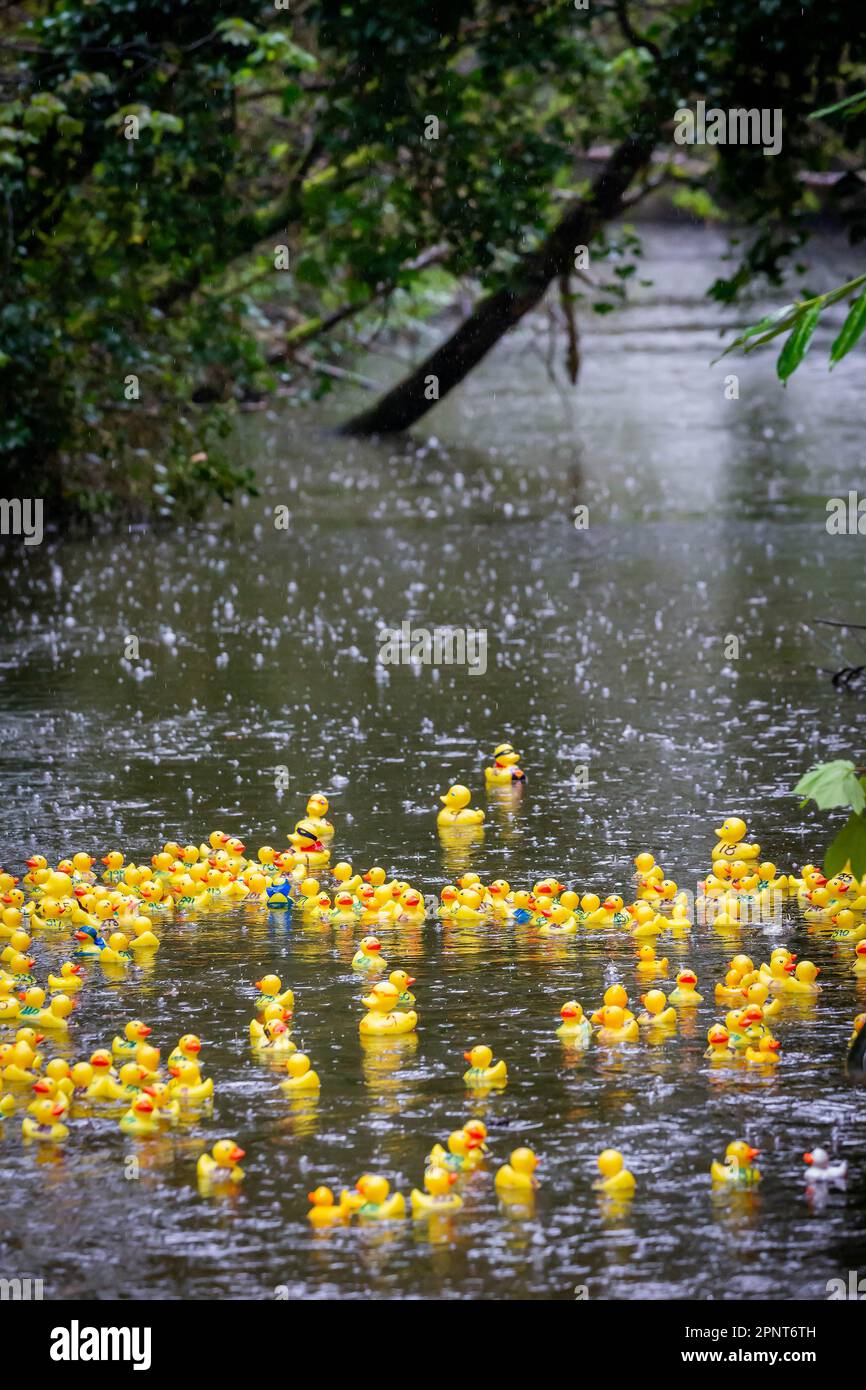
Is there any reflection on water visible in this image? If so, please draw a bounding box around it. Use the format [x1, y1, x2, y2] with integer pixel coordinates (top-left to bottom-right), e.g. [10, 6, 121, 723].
[0, 227, 865, 1299]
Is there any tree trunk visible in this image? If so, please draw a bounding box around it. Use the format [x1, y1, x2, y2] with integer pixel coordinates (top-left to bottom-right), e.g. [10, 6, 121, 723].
[341, 131, 657, 436]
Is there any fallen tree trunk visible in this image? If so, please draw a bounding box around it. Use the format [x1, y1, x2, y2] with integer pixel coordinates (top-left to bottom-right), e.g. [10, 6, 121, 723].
[341, 130, 657, 436]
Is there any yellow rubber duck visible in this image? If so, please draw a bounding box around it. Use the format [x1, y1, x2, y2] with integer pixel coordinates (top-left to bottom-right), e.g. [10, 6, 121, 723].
[355, 1173, 406, 1220]
[669, 969, 703, 1005]
[307, 1185, 352, 1226]
[47, 961, 84, 993]
[853, 941, 866, 975]
[304, 793, 334, 840]
[832, 909, 866, 944]
[254, 975, 294, 1014]
[759, 948, 797, 987]
[359, 980, 418, 1035]
[389, 969, 416, 1005]
[634, 851, 664, 898]
[712, 817, 760, 862]
[486, 879, 514, 918]
[704, 1023, 736, 1063]
[537, 903, 577, 936]
[745, 1035, 781, 1066]
[395, 886, 426, 922]
[743, 981, 782, 1018]
[437, 784, 485, 827]
[636, 990, 677, 1028]
[329, 890, 361, 925]
[167, 1061, 214, 1106]
[595, 1004, 639, 1043]
[127, 916, 160, 952]
[0, 1084, 15, 1118]
[593, 1149, 635, 1195]
[1, 1039, 41, 1085]
[463, 1044, 507, 1086]
[250, 1018, 296, 1053]
[710, 1139, 761, 1185]
[100, 851, 126, 883]
[85, 1050, 126, 1101]
[484, 742, 526, 786]
[97, 930, 135, 966]
[450, 888, 487, 923]
[590, 983, 634, 1024]
[17, 989, 75, 1033]
[119, 1094, 161, 1137]
[112, 1019, 153, 1059]
[494, 1147, 539, 1194]
[352, 935, 386, 972]
[411, 1164, 464, 1216]
[280, 1052, 320, 1093]
[0, 926, 32, 966]
[779, 960, 821, 996]
[427, 1122, 488, 1172]
[22, 1097, 68, 1143]
[167, 1034, 203, 1075]
[636, 944, 668, 975]
[629, 903, 665, 938]
[584, 894, 629, 927]
[0, 987, 19, 1022]
[198, 1139, 246, 1186]
[557, 1000, 592, 1044]
[28, 1074, 69, 1115]
[288, 819, 331, 869]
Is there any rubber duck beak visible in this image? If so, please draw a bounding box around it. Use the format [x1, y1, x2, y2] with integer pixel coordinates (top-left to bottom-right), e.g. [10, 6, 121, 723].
[748, 1147, 760, 1160]
[784, 962, 796, 973]
[406, 976, 416, 986]
[803, 1152, 813, 1164]
[139, 1026, 152, 1037]
[52, 1104, 64, 1117]
[231, 1147, 245, 1161]
[463, 1051, 473, 1062]
[440, 795, 449, 805]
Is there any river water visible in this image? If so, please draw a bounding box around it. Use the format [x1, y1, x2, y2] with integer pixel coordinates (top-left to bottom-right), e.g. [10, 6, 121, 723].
[1, 226, 866, 1300]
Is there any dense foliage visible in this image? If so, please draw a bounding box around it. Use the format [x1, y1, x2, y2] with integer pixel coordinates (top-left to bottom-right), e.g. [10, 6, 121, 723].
[1, 1, 865, 518]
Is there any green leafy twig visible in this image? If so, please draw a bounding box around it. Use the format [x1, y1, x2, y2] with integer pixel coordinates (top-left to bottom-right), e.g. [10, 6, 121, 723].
[715, 273, 866, 382]
[795, 759, 866, 876]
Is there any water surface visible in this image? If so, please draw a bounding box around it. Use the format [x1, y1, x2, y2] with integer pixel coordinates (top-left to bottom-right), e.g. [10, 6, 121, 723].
[1, 226, 865, 1300]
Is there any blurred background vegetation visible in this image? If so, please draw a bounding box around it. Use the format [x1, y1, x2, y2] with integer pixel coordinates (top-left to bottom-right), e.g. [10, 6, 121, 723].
[2, 0, 865, 521]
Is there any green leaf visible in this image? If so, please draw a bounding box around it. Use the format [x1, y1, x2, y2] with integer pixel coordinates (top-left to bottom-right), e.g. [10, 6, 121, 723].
[830, 289, 866, 366]
[777, 304, 821, 382]
[712, 303, 796, 363]
[795, 759, 866, 813]
[824, 812, 866, 877]
[810, 90, 866, 121]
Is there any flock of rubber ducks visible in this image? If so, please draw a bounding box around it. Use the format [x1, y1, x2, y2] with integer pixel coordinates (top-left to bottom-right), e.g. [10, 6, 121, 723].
[305, 1137, 639, 1224]
[0, 760, 860, 1215]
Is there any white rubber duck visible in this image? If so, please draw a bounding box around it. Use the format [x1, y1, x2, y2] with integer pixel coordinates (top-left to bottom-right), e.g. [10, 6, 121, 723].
[803, 1147, 847, 1182]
